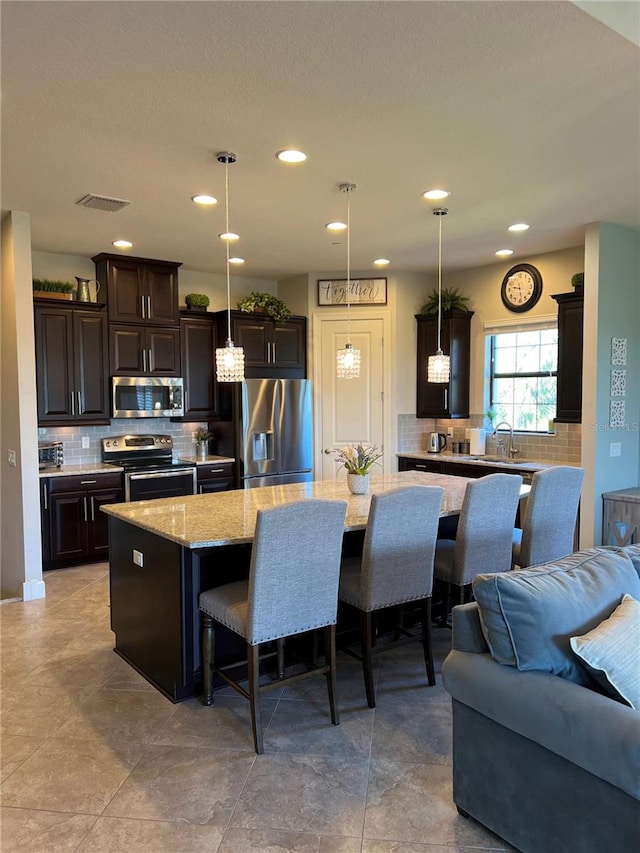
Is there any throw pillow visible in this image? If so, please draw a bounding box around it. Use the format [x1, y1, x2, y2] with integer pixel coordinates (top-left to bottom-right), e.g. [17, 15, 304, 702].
[570, 593, 640, 710]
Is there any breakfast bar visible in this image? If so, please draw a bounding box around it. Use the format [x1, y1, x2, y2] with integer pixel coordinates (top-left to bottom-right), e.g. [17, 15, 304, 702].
[103, 471, 474, 701]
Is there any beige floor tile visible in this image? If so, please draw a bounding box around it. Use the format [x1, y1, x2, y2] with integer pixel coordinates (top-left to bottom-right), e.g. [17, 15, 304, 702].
[0, 807, 97, 853]
[104, 744, 256, 826]
[264, 697, 374, 757]
[0, 735, 46, 782]
[75, 815, 225, 852]
[370, 702, 452, 764]
[217, 826, 364, 852]
[0, 683, 99, 737]
[26, 646, 129, 689]
[0, 736, 146, 814]
[230, 753, 369, 837]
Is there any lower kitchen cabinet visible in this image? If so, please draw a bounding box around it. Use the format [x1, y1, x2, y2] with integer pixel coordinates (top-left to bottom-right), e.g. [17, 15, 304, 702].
[398, 455, 534, 483]
[41, 472, 123, 569]
[197, 462, 235, 493]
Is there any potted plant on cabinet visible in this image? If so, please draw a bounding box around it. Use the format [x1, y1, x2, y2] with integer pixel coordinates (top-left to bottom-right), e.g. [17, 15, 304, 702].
[193, 428, 212, 458]
[237, 291, 291, 322]
[571, 273, 584, 293]
[33, 279, 75, 301]
[185, 293, 210, 311]
[419, 287, 470, 314]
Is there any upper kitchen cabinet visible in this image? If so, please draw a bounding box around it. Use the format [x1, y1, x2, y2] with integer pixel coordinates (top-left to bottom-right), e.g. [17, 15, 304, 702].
[34, 304, 109, 425]
[214, 310, 307, 378]
[552, 291, 583, 423]
[177, 311, 219, 420]
[110, 324, 181, 377]
[93, 254, 181, 326]
[415, 310, 473, 419]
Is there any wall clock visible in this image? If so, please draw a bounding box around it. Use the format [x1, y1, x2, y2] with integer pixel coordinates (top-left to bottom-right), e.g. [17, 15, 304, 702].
[500, 263, 543, 313]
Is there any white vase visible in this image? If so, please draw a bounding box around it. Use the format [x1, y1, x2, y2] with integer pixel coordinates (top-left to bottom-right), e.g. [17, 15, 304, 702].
[347, 472, 369, 495]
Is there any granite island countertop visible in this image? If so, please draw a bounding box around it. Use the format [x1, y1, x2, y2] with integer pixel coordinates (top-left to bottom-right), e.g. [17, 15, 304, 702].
[396, 451, 580, 473]
[102, 471, 475, 549]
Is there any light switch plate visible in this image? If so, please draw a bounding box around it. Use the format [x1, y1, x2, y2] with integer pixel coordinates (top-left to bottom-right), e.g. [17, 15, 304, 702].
[610, 442, 621, 457]
[7, 449, 16, 467]
[81, 436, 90, 449]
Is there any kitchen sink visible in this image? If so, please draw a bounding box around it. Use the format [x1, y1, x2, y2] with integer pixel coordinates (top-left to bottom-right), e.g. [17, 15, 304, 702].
[463, 455, 513, 463]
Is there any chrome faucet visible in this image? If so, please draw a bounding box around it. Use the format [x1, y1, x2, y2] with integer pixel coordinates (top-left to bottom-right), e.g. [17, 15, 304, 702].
[492, 421, 518, 459]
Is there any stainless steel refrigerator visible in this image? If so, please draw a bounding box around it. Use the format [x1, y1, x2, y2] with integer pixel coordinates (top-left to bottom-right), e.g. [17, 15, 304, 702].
[236, 379, 313, 488]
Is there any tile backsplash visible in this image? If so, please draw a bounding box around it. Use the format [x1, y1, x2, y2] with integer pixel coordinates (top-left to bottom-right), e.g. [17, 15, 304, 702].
[397, 413, 581, 464]
[38, 419, 212, 465]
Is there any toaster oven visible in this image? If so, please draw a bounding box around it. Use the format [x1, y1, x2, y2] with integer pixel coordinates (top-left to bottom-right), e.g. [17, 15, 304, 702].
[38, 441, 63, 470]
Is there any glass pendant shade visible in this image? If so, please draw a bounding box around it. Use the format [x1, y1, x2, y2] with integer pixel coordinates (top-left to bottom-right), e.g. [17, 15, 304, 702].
[427, 350, 450, 383]
[216, 340, 245, 383]
[336, 342, 361, 379]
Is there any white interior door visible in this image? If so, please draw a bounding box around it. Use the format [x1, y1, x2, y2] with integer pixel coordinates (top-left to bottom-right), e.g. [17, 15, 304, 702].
[318, 318, 385, 480]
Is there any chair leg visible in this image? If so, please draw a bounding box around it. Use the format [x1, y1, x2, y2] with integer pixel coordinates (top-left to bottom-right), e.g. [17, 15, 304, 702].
[276, 638, 285, 679]
[324, 624, 340, 726]
[421, 598, 436, 686]
[201, 613, 215, 706]
[361, 610, 376, 708]
[248, 642, 263, 754]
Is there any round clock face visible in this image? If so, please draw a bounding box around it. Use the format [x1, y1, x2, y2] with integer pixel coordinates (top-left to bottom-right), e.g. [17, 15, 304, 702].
[500, 264, 543, 313]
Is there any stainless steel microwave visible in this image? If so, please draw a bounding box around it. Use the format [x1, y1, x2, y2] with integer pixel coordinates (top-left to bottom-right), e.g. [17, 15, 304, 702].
[112, 376, 184, 418]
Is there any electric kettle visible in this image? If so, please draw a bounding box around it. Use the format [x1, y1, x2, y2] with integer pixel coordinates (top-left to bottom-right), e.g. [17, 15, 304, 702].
[75, 276, 101, 303]
[427, 432, 447, 453]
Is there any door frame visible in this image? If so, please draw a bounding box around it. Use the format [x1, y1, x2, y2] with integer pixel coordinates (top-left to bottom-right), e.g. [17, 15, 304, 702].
[311, 308, 394, 478]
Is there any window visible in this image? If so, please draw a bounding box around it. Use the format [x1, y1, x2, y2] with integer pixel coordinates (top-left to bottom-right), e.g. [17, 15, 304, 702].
[489, 328, 557, 432]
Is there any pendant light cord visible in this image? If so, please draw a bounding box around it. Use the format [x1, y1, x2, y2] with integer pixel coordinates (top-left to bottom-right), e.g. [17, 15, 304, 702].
[224, 161, 232, 344]
[346, 187, 352, 342]
[437, 211, 442, 353]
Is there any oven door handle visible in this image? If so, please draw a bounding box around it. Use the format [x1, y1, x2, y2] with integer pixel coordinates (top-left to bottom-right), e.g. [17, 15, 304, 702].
[128, 470, 194, 482]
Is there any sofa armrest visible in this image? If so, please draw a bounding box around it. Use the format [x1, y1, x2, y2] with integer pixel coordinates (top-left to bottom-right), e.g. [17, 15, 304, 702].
[451, 602, 489, 653]
[442, 649, 640, 801]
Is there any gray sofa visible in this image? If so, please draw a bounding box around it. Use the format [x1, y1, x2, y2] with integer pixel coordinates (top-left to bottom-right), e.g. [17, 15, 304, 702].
[442, 545, 640, 853]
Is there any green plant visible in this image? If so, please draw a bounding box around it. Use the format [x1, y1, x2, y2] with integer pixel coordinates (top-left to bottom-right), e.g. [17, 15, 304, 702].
[237, 291, 291, 322]
[485, 407, 497, 427]
[571, 273, 584, 289]
[419, 287, 470, 314]
[332, 443, 383, 475]
[193, 428, 212, 442]
[32, 279, 75, 294]
[185, 292, 210, 308]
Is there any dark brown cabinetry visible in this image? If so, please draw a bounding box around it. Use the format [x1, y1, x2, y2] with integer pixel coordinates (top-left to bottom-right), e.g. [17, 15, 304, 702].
[197, 462, 235, 493]
[215, 311, 307, 378]
[179, 312, 219, 420]
[415, 310, 473, 419]
[398, 455, 534, 484]
[93, 254, 181, 327]
[40, 472, 123, 569]
[552, 291, 583, 423]
[109, 324, 181, 376]
[34, 304, 109, 425]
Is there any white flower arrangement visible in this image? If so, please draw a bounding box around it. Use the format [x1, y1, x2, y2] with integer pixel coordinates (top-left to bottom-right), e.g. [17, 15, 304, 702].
[333, 443, 383, 475]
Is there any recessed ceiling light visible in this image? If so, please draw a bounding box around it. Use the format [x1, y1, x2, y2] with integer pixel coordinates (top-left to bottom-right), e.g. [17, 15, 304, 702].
[229, 257, 245, 264]
[112, 239, 133, 249]
[495, 249, 514, 257]
[508, 223, 529, 232]
[373, 258, 390, 266]
[276, 149, 308, 163]
[192, 194, 217, 206]
[422, 189, 450, 200]
[326, 221, 347, 231]
[219, 231, 240, 241]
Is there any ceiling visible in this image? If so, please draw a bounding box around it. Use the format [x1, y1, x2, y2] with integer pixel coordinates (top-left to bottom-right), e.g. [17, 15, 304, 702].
[2, 1, 639, 280]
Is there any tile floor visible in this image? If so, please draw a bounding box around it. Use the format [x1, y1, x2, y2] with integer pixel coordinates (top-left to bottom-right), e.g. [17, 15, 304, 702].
[1, 563, 515, 853]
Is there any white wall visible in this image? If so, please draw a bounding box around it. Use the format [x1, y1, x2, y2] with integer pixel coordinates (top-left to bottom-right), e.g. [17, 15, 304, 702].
[1, 212, 44, 600]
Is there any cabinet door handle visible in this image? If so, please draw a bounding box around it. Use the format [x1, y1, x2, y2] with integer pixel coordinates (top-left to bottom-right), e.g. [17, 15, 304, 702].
[43, 481, 48, 510]
[142, 349, 147, 372]
[70, 392, 75, 416]
[141, 295, 146, 319]
[83, 496, 88, 523]
[208, 468, 224, 473]
[77, 390, 82, 415]
[148, 349, 153, 373]
[147, 295, 152, 319]
[90, 496, 95, 522]
[80, 480, 97, 484]
[271, 342, 276, 363]
[184, 390, 188, 413]
[199, 485, 203, 494]
[444, 388, 448, 410]
[415, 463, 427, 469]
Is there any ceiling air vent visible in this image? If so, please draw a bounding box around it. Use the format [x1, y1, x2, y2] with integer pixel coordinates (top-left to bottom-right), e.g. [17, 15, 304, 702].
[75, 193, 131, 213]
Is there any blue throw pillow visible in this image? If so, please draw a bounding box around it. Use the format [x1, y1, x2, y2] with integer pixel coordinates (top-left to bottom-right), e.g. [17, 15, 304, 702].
[472, 548, 640, 686]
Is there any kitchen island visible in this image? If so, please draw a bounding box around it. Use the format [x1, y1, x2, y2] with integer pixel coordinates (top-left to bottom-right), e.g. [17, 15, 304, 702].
[102, 471, 474, 701]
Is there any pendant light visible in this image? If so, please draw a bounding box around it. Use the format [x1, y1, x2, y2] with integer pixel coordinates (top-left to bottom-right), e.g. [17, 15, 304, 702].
[427, 207, 451, 383]
[336, 182, 361, 379]
[215, 152, 245, 382]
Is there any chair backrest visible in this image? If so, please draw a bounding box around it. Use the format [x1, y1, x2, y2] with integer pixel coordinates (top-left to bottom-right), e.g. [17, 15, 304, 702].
[519, 466, 585, 567]
[455, 473, 523, 584]
[357, 485, 443, 610]
[247, 498, 347, 644]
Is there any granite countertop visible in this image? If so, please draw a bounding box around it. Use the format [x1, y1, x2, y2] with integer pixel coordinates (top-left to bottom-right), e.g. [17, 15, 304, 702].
[396, 451, 577, 473]
[40, 462, 123, 478]
[102, 470, 476, 549]
[178, 455, 235, 466]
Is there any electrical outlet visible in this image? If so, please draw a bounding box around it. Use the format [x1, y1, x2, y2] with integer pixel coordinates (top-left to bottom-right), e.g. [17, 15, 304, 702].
[7, 449, 16, 467]
[81, 436, 90, 449]
[610, 442, 621, 457]
[133, 549, 144, 567]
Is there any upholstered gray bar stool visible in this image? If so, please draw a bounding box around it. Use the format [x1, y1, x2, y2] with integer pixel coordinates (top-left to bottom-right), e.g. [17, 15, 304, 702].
[338, 485, 443, 708]
[512, 465, 585, 568]
[199, 498, 347, 754]
[434, 473, 523, 607]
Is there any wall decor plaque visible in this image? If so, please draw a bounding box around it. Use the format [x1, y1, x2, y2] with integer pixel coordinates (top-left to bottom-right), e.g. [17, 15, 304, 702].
[318, 278, 387, 306]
